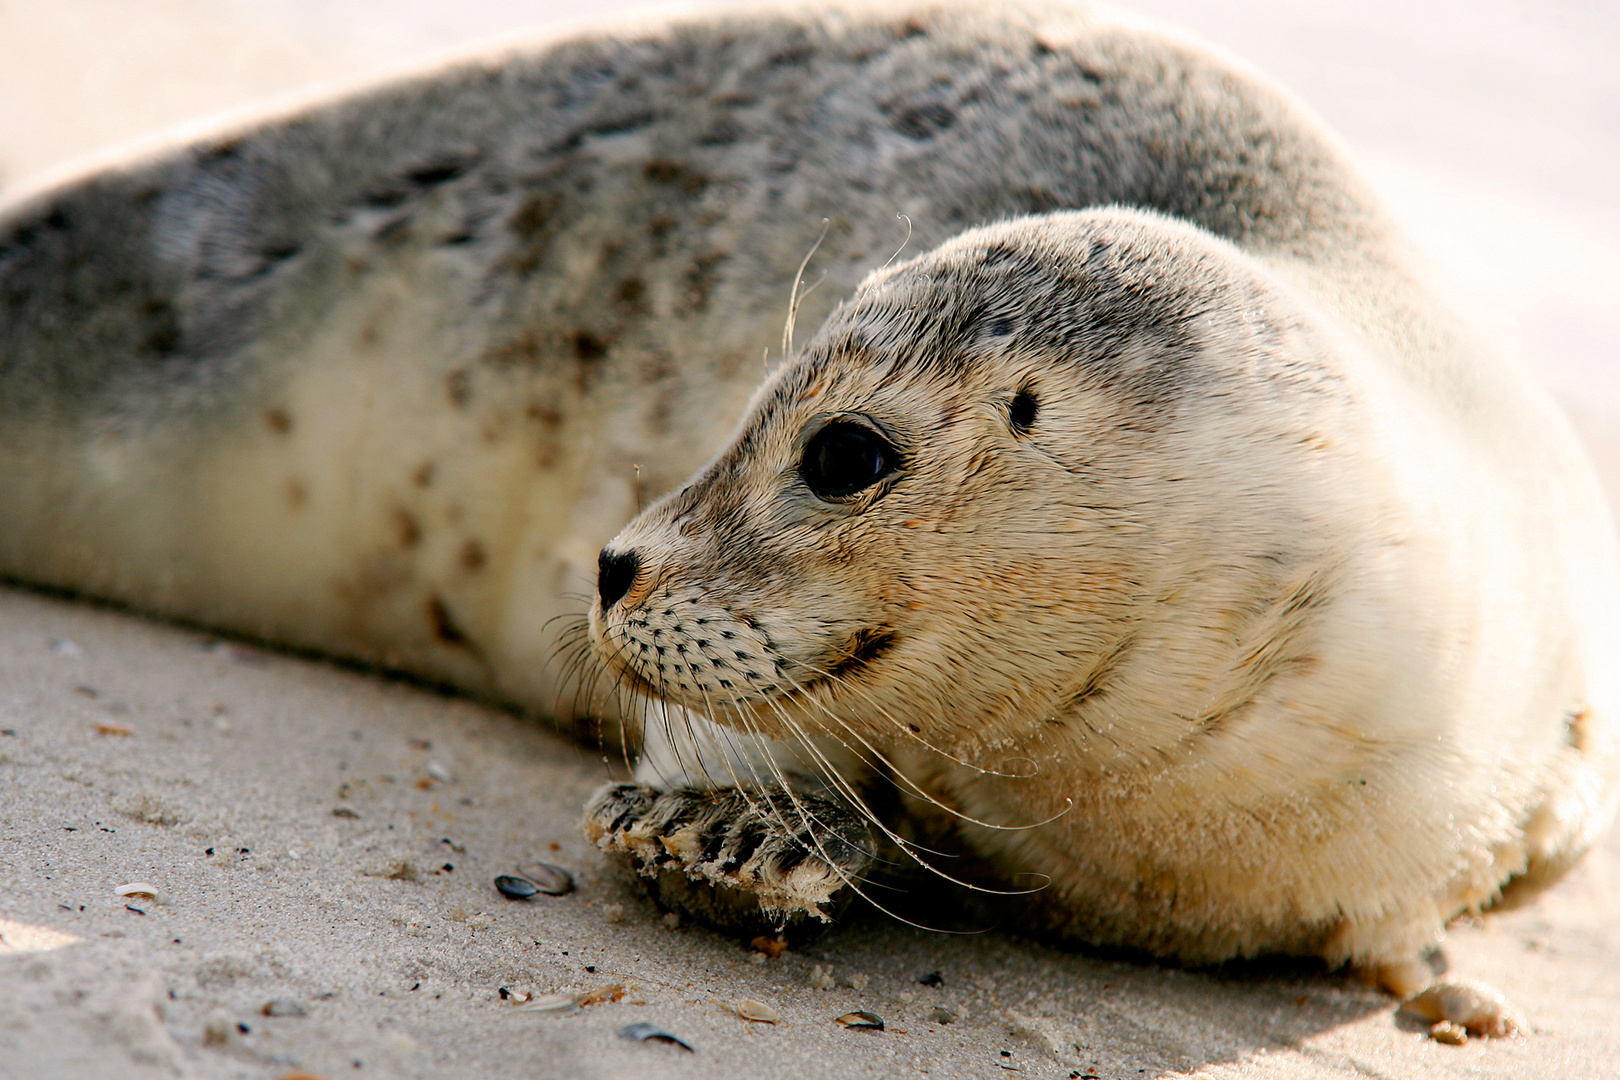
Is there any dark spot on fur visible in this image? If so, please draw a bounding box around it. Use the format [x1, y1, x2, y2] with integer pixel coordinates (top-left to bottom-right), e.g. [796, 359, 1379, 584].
[827, 627, 898, 680]
[483, 330, 543, 369]
[647, 216, 677, 245]
[446, 369, 471, 407]
[393, 508, 422, 549]
[264, 407, 292, 434]
[580, 111, 655, 140]
[141, 298, 181, 357]
[525, 402, 562, 428]
[573, 332, 607, 361]
[361, 183, 409, 210]
[459, 539, 486, 572]
[406, 156, 477, 187]
[699, 118, 743, 146]
[426, 595, 470, 647]
[510, 192, 561, 241]
[284, 478, 307, 509]
[1009, 390, 1038, 433]
[683, 251, 728, 312]
[413, 462, 434, 488]
[889, 100, 955, 140]
[252, 243, 302, 278]
[1061, 637, 1133, 712]
[613, 277, 646, 313]
[979, 243, 1022, 267]
[642, 159, 709, 194]
[768, 42, 814, 68]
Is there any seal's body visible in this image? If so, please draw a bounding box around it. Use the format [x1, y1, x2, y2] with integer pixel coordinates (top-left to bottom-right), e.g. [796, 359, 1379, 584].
[1, 2, 1615, 993]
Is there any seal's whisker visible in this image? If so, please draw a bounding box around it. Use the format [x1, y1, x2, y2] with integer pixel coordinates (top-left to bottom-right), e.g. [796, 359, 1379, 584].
[714, 697, 882, 879]
[746, 689, 989, 876]
[762, 645, 1074, 810]
[766, 645, 1050, 780]
[781, 217, 831, 363]
[689, 680, 777, 795]
[646, 662, 698, 792]
[769, 661, 1075, 836]
[549, 625, 602, 723]
[753, 689, 1042, 900]
[877, 212, 913, 274]
[730, 693, 1001, 930]
[601, 625, 661, 777]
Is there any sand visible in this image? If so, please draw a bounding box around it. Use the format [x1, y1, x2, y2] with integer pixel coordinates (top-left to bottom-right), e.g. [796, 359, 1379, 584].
[1, 3, 1617, 1077]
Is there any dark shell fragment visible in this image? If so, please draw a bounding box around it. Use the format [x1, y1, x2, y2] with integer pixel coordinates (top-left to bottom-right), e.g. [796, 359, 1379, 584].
[835, 1011, 885, 1030]
[494, 874, 539, 900]
[619, 1022, 694, 1051]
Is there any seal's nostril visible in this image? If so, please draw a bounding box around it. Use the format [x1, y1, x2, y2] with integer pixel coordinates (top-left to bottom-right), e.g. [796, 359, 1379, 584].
[597, 547, 640, 610]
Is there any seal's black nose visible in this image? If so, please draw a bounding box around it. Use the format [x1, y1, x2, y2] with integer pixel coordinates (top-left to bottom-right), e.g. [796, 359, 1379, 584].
[597, 547, 640, 610]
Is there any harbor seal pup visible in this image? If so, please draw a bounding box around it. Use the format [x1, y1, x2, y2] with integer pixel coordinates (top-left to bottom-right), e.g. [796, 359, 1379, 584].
[0, 0, 1614, 1031]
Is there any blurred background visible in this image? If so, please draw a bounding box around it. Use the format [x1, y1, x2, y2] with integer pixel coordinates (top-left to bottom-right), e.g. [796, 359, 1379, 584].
[1, 0, 1615, 501]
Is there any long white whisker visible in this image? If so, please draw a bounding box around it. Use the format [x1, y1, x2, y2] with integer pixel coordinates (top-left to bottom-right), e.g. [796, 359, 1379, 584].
[748, 689, 1041, 918]
[775, 655, 1073, 832]
[878, 212, 913, 273]
[782, 218, 831, 362]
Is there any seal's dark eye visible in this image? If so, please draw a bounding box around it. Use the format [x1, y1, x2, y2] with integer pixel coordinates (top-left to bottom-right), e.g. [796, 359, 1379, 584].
[800, 420, 899, 499]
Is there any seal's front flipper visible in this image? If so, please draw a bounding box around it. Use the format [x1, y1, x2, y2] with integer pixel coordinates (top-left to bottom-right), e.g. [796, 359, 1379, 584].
[583, 782, 874, 938]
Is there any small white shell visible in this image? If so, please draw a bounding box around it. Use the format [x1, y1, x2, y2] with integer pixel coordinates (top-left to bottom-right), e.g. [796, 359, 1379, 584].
[733, 999, 778, 1023]
[114, 883, 156, 898]
[515, 993, 583, 1013]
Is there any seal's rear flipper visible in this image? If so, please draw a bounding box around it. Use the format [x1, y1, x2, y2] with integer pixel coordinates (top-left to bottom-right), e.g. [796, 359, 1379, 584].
[582, 782, 874, 938]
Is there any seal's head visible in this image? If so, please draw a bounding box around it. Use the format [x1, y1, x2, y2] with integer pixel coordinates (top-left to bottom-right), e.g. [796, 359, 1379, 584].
[590, 209, 1362, 767]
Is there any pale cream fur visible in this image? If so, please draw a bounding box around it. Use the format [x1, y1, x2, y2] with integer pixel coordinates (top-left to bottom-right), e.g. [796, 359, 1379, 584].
[597, 209, 1620, 968]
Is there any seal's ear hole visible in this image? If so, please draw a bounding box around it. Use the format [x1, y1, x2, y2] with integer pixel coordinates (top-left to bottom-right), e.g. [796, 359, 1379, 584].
[1008, 390, 1039, 434]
